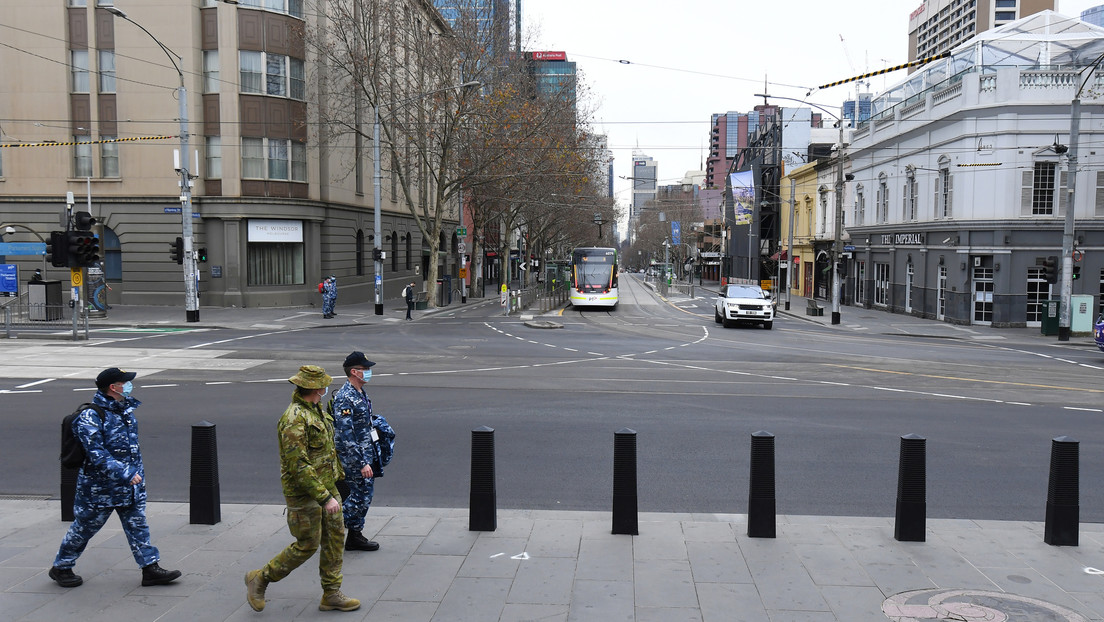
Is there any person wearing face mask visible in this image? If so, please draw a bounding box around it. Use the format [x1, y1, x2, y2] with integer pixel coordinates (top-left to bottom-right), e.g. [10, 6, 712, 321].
[332, 351, 395, 552]
[48, 368, 182, 589]
[246, 364, 358, 612]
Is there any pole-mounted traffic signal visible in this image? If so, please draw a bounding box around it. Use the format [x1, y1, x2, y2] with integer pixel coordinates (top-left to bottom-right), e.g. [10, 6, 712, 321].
[1072, 265, 1081, 280]
[73, 211, 97, 231]
[1042, 255, 1058, 284]
[169, 236, 184, 264]
[47, 231, 69, 267]
[66, 231, 100, 267]
[197, 247, 208, 263]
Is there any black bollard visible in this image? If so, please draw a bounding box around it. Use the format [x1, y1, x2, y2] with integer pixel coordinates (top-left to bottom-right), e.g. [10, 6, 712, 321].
[894, 433, 926, 542]
[189, 421, 221, 525]
[747, 431, 776, 538]
[1044, 436, 1079, 546]
[60, 464, 78, 522]
[469, 426, 496, 531]
[612, 428, 638, 535]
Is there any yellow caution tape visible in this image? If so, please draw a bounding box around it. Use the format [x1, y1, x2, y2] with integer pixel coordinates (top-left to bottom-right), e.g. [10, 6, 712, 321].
[0, 135, 177, 148]
[815, 53, 951, 91]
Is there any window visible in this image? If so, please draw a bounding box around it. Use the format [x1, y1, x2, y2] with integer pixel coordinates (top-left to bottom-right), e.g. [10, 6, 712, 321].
[242, 137, 265, 178]
[71, 50, 90, 93]
[995, 0, 1016, 6]
[406, 234, 412, 270]
[242, 137, 306, 181]
[102, 226, 122, 281]
[239, 51, 263, 94]
[239, 51, 305, 99]
[1032, 161, 1057, 215]
[855, 185, 864, 225]
[205, 136, 222, 179]
[240, 0, 302, 18]
[98, 50, 115, 93]
[203, 51, 219, 93]
[856, 260, 867, 305]
[356, 230, 365, 276]
[100, 136, 119, 177]
[904, 173, 917, 220]
[877, 176, 889, 223]
[874, 262, 889, 306]
[247, 242, 304, 286]
[391, 233, 399, 272]
[74, 137, 92, 177]
[994, 11, 1016, 21]
[1026, 267, 1050, 324]
[69, 0, 88, 6]
[937, 167, 952, 218]
[96, 0, 114, 5]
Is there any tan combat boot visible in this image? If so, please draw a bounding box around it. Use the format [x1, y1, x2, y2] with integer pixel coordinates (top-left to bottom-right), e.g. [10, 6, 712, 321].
[319, 589, 361, 612]
[244, 569, 268, 612]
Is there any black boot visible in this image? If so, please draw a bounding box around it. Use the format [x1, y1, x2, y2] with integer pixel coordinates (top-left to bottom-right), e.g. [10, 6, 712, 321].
[49, 566, 83, 588]
[141, 562, 182, 586]
[345, 529, 380, 551]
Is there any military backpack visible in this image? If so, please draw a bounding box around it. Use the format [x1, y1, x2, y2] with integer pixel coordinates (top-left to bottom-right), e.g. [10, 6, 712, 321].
[60, 403, 106, 469]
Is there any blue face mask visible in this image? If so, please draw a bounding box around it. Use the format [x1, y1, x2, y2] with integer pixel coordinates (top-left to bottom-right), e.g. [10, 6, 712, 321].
[121, 381, 134, 397]
[362, 369, 372, 383]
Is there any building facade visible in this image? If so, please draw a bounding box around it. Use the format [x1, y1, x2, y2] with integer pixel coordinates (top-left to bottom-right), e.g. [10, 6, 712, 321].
[908, 0, 1054, 65]
[1, 0, 460, 309]
[849, 11, 1104, 326]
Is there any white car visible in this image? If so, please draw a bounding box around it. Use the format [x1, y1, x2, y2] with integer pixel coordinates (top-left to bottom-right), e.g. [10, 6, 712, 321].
[715, 284, 774, 329]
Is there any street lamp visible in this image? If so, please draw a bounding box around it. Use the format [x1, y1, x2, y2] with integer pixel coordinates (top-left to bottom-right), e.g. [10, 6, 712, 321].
[372, 80, 480, 315]
[593, 212, 604, 239]
[755, 94, 848, 324]
[107, 6, 199, 322]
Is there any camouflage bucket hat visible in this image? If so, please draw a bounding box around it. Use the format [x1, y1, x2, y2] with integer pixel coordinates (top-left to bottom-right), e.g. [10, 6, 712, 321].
[288, 365, 332, 389]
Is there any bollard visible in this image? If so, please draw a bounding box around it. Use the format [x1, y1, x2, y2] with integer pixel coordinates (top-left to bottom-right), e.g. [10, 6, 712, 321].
[60, 464, 78, 522]
[612, 428, 638, 535]
[748, 431, 776, 538]
[469, 426, 497, 531]
[894, 433, 926, 542]
[189, 421, 221, 525]
[1044, 436, 1079, 546]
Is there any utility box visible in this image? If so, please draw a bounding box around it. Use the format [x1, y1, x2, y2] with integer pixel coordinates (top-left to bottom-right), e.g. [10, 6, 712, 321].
[1071, 295, 1094, 334]
[1040, 300, 1060, 336]
[28, 280, 62, 321]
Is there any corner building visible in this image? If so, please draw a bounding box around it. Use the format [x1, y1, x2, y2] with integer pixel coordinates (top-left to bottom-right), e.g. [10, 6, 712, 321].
[0, 0, 456, 308]
[847, 11, 1104, 326]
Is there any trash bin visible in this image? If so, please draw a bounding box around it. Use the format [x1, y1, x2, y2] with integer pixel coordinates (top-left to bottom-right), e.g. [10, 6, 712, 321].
[28, 280, 63, 321]
[1040, 299, 1060, 336]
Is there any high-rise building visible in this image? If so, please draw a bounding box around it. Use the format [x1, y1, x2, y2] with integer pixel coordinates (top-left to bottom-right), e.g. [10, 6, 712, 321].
[908, 0, 1055, 66]
[434, 1, 513, 57]
[1082, 4, 1104, 27]
[843, 93, 873, 125]
[629, 152, 657, 233]
[525, 51, 577, 111]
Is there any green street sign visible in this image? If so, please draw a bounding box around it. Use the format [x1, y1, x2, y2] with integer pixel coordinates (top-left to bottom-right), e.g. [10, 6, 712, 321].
[457, 227, 467, 236]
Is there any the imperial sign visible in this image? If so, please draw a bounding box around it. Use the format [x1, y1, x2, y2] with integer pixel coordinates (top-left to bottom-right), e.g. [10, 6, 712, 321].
[880, 233, 925, 245]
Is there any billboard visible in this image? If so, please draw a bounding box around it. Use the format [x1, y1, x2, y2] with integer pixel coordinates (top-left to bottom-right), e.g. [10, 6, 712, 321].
[531, 51, 567, 61]
[730, 170, 755, 225]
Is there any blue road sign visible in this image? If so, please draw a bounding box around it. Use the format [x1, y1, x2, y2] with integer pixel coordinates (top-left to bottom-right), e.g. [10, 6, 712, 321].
[0, 242, 47, 255]
[0, 264, 17, 293]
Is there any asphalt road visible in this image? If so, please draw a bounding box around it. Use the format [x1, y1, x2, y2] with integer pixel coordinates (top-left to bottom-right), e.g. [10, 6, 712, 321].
[2, 275, 1102, 522]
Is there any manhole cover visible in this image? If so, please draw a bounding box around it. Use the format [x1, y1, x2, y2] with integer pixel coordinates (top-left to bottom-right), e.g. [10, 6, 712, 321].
[883, 589, 1090, 621]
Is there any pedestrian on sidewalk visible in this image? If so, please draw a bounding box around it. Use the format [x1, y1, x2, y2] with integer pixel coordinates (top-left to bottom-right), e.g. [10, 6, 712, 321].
[245, 365, 359, 613]
[332, 351, 395, 552]
[403, 282, 415, 320]
[48, 368, 182, 589]
[321, 275, 337, 319]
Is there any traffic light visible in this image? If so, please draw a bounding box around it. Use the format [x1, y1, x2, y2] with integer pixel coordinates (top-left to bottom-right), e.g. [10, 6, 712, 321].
[1073, 265, 1081, 280]
[372, 247, 383, 262]
[197, 247, 208, 263]
[47, 231, 68, 267]
[1042, 255, 1058, 284]
[169, 236, 184, 264]
[73, 211, 96, 231]
[66, 231, 99, 267]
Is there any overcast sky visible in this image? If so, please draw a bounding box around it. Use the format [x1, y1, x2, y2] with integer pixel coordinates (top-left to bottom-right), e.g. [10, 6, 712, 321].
[522, 0, 1102, 229]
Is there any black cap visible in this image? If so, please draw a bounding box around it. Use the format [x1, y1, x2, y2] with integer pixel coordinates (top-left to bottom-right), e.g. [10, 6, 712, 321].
[96, 367, 136, 389]
[343, 351, 375, 369]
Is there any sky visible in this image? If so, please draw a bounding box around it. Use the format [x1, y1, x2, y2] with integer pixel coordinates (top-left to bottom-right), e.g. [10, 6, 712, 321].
[522, 0, 1102, 230]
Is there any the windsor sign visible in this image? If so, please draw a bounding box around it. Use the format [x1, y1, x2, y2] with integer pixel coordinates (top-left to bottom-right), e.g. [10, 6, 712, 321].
[880, 232, 925, 245]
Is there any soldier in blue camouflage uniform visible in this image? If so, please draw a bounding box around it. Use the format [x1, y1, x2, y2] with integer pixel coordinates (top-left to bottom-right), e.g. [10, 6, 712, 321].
[48, 368, 182, 589]
[332, 351, 396, 551]
[245, 365, 360, 613]
[322, 275, 337, 318]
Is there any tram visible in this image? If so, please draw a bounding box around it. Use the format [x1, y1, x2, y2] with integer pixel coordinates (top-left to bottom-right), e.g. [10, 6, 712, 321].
[569, 247, 618, 308]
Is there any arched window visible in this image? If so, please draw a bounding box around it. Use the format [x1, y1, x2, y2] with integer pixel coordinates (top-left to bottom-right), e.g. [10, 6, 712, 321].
[391, 232, 398, 272]
[356, 230, 365, 276]
[102, 226, 122, 281]
[405, 233, 412, 270]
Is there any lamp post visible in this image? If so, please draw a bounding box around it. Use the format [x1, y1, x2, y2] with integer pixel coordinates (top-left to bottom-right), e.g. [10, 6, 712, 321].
[1057, 51, 1104, 341]
[107, 6, 198, 322]
[755, 94, 848, 324]
[372, 80, 480, 315]
[594, 212, 604, 240]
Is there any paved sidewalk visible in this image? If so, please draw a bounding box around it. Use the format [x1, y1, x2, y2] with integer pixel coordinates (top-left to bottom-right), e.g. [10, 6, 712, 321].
[2, 500, 1103, 621]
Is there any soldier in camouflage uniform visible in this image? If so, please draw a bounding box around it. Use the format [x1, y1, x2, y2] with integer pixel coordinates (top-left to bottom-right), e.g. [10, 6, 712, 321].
[332, 351, 396, 551]
[245, 365, 359, 613]
[48, 368, 182, 589]
[321, 276, 337, 318]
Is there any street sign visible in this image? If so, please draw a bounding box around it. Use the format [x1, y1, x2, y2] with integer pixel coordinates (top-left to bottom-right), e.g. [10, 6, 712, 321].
[375, 274, 382, 285]
[0, 264, 17, 293]
[458, 241, 467, 254]
[844, 245, 855, 251]
[671, 221, 681, 246]
[459, 267, 467, 279]
[457, 227, 467, 236]
[0, 242, 46, 255]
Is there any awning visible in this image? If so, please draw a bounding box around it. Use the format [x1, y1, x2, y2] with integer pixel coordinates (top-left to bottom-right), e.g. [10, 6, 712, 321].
[769, 249, 789, 260]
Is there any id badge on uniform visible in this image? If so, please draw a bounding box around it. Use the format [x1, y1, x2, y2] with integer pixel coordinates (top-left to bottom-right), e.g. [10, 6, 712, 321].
[370, 427, 380, 442]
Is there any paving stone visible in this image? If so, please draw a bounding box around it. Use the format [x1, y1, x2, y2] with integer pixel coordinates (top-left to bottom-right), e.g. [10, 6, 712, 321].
[568, 579, 633, 622]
